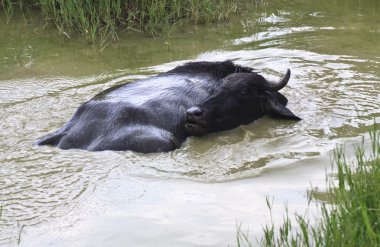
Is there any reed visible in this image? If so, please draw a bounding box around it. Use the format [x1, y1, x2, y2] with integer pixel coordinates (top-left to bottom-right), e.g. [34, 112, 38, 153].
[1, 0, 237, 43]
[237, 124, 380, 247]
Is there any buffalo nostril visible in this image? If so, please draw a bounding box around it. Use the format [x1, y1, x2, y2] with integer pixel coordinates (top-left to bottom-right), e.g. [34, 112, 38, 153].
[187, 107, 204, 117]
[193, 110, 203, 117]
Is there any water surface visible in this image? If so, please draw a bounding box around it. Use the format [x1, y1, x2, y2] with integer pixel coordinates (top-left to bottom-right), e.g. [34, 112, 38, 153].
[0, 1, 379, 246]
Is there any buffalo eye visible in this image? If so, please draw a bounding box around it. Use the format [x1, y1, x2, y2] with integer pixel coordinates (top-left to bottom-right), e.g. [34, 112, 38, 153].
[239, 91, 248, 97]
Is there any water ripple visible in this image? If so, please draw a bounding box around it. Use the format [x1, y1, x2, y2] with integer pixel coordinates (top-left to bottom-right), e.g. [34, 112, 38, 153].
[1, 46, 379, 247]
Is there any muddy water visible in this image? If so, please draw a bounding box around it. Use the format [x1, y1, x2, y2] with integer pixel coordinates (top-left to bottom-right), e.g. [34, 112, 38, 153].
[1, 1, 379, 246]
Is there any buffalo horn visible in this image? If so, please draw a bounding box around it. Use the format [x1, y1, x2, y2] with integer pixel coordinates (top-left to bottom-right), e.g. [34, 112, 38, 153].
[261, 69, 291, 92]
[225, 69, 291, 92]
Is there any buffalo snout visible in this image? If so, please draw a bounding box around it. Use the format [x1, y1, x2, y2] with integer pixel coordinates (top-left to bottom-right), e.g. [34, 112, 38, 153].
[187, 106, 204, 118]
[185, 106, 208, 136]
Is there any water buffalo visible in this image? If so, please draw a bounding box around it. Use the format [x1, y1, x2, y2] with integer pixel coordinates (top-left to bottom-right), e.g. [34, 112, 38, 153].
[36, 61, 300, 153]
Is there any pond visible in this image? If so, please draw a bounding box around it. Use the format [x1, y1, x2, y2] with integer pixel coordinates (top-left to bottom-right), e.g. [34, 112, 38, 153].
[0, 0, 379, 246]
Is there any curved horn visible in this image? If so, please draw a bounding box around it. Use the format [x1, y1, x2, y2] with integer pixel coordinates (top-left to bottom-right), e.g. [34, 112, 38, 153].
[259, 69, 291, 92]
[223, 69, 291, 92]
[247, 69, 291, 91]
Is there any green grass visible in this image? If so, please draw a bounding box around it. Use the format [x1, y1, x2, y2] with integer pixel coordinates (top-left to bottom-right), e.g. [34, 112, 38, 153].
[237, 124, 380, 247]
[0, 0, 238, 45]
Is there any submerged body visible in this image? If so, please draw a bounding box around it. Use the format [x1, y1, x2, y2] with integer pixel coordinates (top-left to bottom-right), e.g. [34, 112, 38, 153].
[37, 61, 300, 153]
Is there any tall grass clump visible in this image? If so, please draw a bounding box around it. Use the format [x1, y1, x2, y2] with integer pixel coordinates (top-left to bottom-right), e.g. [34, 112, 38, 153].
[0, 0, 238, 44]
[238, 124, 380, 247]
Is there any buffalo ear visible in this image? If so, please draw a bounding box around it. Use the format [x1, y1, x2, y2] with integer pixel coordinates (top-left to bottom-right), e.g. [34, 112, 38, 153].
[266, 98, 301, 121]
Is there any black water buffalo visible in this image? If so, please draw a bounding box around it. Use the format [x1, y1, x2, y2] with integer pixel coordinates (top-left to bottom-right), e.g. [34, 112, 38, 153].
[37, 61, 300, 153]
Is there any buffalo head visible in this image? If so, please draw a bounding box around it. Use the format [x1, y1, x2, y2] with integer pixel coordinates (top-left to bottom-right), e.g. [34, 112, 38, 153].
[185, 69, 300, 136]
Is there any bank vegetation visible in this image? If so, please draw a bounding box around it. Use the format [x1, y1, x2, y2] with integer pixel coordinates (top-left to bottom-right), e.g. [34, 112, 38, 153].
[237, 125, 380, 247]
[1, 0, 238, 43]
